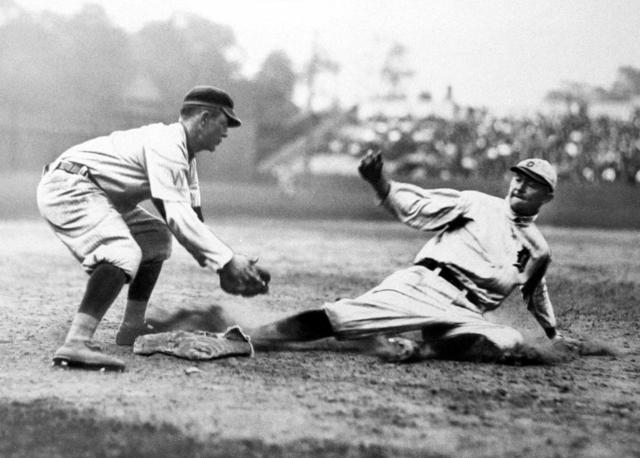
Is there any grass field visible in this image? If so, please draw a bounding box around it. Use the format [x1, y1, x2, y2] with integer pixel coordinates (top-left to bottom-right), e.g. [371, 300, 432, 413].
[0, 217, 638, 457]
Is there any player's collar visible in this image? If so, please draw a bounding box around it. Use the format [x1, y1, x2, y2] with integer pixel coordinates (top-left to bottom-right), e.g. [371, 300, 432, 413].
[504, 197, 537, 226]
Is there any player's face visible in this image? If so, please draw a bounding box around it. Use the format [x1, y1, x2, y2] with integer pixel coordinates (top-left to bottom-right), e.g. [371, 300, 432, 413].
[200, 111, 228, 152]
[508, 173, 553, 216]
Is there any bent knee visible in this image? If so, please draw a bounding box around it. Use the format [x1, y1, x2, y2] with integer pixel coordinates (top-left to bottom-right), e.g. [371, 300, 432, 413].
[137, 224, 173, 263]
[82, 240, 142, 281]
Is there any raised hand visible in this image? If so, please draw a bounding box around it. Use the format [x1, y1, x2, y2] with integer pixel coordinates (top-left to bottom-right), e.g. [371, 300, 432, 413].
[358, 149, 384, 184]
[358, 150, 391, 198]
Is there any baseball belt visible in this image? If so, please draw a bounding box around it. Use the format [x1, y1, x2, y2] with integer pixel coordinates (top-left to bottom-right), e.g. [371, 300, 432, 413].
[415, 258, 481, 305]
[43, 161, 100, 187]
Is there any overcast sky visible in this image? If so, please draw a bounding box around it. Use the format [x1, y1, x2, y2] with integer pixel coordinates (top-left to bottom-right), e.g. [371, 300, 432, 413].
[14, 0, 640, 111]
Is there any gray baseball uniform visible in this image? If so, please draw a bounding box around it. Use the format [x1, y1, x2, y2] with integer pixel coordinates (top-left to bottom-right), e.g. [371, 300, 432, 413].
[37, 122, 233, 280]
[324, 181, 557, 350]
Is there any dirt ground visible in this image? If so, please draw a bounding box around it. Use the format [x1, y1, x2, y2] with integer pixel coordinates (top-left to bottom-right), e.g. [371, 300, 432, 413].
[0, 218, 638, 457]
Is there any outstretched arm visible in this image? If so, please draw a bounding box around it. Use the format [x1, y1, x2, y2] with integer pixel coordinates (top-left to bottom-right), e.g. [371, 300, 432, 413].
[160, 200, 270, 296]
[525, 279, 580, 350]
[358, 150, 466, 231]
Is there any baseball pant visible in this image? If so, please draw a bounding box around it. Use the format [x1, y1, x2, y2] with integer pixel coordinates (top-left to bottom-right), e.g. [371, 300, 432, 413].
[323, 265, 523, 350]
[37, 168, 172, 280]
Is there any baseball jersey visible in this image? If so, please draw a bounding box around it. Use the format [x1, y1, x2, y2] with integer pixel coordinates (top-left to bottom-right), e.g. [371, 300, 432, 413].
[57, 123, 199, 210]
[382, 181, 557, 331]
[55, 122, 233, 270]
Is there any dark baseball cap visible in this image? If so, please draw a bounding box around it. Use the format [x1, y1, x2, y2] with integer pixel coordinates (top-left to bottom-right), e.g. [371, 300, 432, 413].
[182, 85, 242, 127]
[510, 158, 557, 192]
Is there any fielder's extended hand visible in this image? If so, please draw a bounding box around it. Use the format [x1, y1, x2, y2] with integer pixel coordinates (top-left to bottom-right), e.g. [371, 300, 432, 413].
[219, 254, 270, 297]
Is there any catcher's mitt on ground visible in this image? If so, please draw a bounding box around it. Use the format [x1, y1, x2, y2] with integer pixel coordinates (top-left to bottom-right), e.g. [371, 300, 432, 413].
[133, 326, 254, 360]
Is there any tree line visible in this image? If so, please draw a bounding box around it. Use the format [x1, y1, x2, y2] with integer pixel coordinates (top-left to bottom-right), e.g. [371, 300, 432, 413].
[0, 2, 309, 160]
[2, 1, 639, 162]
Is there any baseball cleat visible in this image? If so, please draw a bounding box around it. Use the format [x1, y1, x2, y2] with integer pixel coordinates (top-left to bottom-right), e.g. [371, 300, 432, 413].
[52, 340, 125, 372]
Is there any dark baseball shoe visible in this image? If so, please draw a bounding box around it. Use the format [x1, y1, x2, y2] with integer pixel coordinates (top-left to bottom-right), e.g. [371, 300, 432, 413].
[53, 340, 125, 372]
[116, 323, 155, 346]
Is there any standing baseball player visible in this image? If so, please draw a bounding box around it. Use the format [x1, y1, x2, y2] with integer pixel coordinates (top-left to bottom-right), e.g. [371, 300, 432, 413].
[242, 152, 579, 362]
[37, 85, 270, 371]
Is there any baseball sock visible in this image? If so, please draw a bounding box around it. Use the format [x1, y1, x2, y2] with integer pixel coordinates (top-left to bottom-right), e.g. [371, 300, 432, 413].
[66, 262, 127, 343]
[121, 261, 163, 328]
[65, 312, 100, 343]
[252, 310, 334, 342]
[120, 299, 148, 328]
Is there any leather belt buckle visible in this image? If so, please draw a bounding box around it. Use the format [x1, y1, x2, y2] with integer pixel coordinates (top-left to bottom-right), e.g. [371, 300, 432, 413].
[76, 164, 90, 177]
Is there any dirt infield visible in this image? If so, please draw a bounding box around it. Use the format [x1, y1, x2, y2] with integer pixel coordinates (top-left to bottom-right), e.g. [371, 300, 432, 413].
[0, 218, 638, 457]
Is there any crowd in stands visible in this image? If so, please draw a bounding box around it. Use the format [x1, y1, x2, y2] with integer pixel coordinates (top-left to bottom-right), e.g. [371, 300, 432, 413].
[312, 106, 640, 185]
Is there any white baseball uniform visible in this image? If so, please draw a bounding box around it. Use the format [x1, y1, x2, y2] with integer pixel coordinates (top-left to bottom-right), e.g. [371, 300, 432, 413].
[324, 181, 557, 350]
[36, 122, 233, 280]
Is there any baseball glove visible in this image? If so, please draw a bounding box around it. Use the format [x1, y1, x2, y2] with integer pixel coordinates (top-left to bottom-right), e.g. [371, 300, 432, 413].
[133, 326, 254, 360]
[219, 255, 270, 296]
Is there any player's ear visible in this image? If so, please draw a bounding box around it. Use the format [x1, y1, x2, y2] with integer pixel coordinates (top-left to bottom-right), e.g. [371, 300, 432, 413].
[200, 110, 210, 126]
